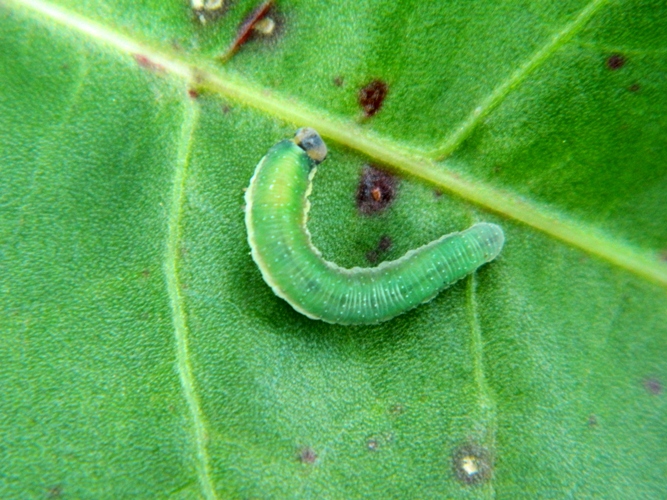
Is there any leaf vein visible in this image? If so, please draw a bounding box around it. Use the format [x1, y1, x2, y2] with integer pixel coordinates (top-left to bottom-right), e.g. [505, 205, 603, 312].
[428, 0, 611, 160]
[165, 103, 217, 500]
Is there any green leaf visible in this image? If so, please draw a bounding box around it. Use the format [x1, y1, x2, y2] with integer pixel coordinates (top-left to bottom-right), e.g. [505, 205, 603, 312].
[1, 0, 666, 497]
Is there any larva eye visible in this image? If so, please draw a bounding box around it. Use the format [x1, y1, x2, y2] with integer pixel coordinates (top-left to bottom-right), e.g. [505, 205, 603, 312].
[294, 127, 328, 165]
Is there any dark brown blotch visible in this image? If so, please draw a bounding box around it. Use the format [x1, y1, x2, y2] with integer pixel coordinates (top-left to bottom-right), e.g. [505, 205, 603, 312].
[606, 53, 626, 70]
[358, 79, 388, 117]
[452, 443, 493, 486]
[356, 165, 398, 215]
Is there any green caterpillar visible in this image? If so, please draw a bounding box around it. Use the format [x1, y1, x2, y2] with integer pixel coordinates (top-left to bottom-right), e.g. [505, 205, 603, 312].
[245, 128, 504, 325]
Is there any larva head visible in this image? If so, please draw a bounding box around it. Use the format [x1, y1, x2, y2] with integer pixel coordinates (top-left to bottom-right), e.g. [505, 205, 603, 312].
[294, 128, 328, 165]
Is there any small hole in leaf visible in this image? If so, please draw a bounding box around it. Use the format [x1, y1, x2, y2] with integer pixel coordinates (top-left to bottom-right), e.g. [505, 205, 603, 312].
[358, 80, 388, 117]
[452, 443, 493, 485]
[606, 53, 626, 70]
[356, 165, 398, 215]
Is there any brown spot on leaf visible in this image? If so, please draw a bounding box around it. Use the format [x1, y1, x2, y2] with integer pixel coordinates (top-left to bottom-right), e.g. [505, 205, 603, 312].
[366, 236, 392, 264]
[588, 414, 598, 427]
[298, 446, 317, 464]
[333, 76, 345, 87]
[356, 165, 398, 215]
[643, 377, 662, 395]
[378, 235, 392, 252]
[358, 79, 388, 117]
[606, 53, 626, 70]
[452, 443, 493, 485]
[47, 485, 63, 498]
[133, 54, 165, 73]
[219, 0, 278, 61]
[188, 89, 200, 99]
[628, 83, 640, 93]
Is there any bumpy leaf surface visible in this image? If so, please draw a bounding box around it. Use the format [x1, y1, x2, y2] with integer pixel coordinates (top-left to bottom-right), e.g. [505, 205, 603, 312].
[1, 0, 666, 497]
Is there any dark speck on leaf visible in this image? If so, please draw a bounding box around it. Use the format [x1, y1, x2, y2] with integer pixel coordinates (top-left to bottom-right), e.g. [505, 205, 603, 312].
[452, 443, 493, 485]
[356, 165, 398, 215]
[366, 236, 392, 264]
[643, 377, 662, 395]
[588, 414, 598, 426]
[606, 53, 626, 70]
[378, 235, 392, 252]
[628, 83, 640, 93]
[334, 76, 345, 87]
[47, 485, 63, 498]
[188, 89, 200, 99]
[358, 79, 388, 117]
[298, 446, 317, 464]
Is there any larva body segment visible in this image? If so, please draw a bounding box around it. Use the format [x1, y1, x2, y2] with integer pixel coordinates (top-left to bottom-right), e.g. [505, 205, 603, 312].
[245, 130, 504, 325]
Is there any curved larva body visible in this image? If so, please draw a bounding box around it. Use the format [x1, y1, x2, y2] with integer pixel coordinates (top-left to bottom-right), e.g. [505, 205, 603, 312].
[245, 136, 504, 325]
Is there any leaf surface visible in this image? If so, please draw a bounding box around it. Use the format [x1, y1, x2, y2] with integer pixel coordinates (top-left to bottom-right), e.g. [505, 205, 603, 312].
[1, 0, 666, 498]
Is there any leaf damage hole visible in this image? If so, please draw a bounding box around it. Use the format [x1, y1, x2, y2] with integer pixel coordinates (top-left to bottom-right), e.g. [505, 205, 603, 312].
[606, 53, 626, 70]
[356, 165, 398, 215]
[643, 377, 662, 395]
[192, 0, 226, 25]
[452, 443, 493, 485]
[219, 0, 282, 61]
[298, 446, 318, 464]
[358, 79, 389, 117]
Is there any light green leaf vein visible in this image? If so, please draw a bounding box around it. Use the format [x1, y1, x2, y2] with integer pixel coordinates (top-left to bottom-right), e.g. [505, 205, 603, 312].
[428, 0, 611, 160]
[165, 103, 217, 500]
[10, 0, 667, 291]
